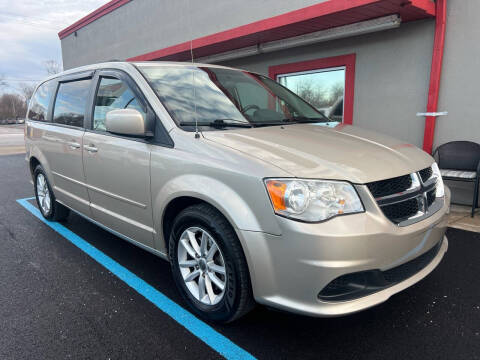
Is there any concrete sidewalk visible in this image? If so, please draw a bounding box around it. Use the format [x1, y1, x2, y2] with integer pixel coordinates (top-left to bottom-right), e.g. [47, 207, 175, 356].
[0, 124, 25, 155]
[448, 204, 480, 233]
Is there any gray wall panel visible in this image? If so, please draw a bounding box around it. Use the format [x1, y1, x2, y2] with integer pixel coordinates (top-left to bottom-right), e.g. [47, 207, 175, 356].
[61, 0, 325, 69]
[435, 0, 480, 148]
[433, 1, 480, 206]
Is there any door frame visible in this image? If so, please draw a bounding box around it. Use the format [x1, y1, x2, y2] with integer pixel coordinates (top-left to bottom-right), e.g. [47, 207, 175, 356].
[88, 68, 174, 147]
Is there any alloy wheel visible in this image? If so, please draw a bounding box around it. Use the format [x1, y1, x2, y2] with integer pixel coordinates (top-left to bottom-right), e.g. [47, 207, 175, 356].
[36, 173, 51, 215]
[177, 227, 227, 306]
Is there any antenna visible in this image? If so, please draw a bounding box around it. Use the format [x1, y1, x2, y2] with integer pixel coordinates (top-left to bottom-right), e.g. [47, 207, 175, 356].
[191, 39, 199, 139]
[186, 0, 199, 139]
[190, 39, 194, 64]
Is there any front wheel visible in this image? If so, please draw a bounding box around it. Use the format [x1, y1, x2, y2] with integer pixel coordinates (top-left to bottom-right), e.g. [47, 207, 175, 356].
[169, 204, 255, 323]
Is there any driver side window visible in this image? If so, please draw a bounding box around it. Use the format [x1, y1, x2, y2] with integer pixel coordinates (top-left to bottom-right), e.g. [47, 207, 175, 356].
[93, 77, 145, 131]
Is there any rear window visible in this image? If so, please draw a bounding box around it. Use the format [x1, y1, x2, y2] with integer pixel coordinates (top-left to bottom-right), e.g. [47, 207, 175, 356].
[28, 80, 56, 122]
[53, 79, 91, 127]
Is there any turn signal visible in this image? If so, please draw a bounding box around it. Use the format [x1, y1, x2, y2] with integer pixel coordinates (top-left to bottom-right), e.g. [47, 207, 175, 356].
[266, 180, 287, 211]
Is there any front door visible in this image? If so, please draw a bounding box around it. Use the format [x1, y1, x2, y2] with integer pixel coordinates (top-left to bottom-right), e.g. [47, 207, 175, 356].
[82, 72, 154, 247]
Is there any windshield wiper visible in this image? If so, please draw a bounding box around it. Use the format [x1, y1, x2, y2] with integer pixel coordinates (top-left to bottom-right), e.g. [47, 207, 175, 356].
[179, 119, 253, 128]
[249, 117, 328, 127]
[283, 116, 330, 123]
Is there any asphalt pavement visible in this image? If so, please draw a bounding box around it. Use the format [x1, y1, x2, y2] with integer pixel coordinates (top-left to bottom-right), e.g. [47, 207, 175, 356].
[0, 153, 479, 359]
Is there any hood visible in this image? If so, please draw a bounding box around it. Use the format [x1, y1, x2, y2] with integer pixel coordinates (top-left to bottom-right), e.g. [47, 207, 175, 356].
[203, 123, 433, 184]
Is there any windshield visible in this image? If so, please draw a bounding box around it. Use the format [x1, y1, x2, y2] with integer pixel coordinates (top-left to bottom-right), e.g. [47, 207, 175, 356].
[137, 65, 331, 130]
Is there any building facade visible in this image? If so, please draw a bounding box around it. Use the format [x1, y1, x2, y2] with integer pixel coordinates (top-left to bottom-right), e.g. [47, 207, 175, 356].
[59, 0, 478, 204]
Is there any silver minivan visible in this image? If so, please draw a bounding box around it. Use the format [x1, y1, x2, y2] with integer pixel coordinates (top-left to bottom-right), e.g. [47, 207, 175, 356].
[25, 62, 449, 322]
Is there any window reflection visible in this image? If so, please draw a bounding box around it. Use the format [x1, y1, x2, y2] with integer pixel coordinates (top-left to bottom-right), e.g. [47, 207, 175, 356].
[139, 65, 327, 129]
[53, 79, 91, 127]
[277, 68, 345, 123]
[28, 81, 56, 122]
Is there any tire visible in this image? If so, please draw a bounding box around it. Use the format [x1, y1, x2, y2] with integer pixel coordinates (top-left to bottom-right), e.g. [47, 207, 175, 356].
[169, 203, 255, 323]
[33, 165, 69, 221]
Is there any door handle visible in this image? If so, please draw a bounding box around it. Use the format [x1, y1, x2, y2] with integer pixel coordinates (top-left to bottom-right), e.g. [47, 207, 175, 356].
[67, 141, 81, 149]
[84, 144, 98, 153]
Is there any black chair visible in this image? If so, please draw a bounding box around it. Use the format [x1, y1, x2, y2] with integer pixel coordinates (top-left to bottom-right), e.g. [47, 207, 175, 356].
[434, 141, 480, 217]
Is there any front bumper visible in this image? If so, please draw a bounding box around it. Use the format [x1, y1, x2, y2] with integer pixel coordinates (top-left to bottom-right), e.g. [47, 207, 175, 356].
[238, 186, 450, 317]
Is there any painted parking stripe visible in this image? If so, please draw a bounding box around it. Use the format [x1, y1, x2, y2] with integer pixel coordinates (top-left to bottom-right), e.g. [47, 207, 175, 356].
[17, 197, 255, 360]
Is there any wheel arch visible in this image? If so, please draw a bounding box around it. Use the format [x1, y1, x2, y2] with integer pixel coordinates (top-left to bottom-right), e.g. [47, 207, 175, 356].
[153, 175, 281, 254]
[29, 156, 40, 176]
[27, 146, 53, 183]
[162, 196, 206, 252]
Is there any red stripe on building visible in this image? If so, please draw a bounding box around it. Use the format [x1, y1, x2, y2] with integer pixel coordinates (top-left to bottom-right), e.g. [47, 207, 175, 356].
[422, 0, 447, 154]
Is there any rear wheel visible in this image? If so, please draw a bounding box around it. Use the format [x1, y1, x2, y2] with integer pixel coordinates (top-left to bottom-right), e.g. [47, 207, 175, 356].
[169, 204, 255, 323]
[34, 165, 69, 221]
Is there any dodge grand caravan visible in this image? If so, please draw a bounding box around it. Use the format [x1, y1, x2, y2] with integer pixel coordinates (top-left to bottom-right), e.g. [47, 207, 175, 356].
[25, 62, 450, 323]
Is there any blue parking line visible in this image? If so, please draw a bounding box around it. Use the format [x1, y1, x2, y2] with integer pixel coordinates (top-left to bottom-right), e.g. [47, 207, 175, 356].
[17, 197, 255, 360]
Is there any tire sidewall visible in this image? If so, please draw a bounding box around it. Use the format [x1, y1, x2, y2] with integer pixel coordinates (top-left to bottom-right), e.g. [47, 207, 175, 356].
[33, 166, 54, 219]
[169, 209, 241, 322]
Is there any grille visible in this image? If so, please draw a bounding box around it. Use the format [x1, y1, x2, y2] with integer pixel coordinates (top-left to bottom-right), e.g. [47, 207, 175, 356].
[367, 168, 438, 225]
[381, 198, 419, 222]
[366, 174, 412, 199]
[419, 166, 433, 183]
[427, 189, 436, 207]
[321, 275, 351, 292]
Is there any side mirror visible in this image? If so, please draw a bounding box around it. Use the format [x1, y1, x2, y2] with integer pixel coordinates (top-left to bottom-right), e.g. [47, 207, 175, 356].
[105, 109, 147, 137]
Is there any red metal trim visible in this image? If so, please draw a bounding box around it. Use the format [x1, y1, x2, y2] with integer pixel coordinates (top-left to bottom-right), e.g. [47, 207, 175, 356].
[58, 0, 132, 39]
[268, 54, 356, 125]
[408, 0, 436, 16]
[422, 0, 447, 154]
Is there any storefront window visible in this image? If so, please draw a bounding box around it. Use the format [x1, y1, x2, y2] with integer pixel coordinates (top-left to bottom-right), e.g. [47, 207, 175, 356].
[277, 68, 345, 123]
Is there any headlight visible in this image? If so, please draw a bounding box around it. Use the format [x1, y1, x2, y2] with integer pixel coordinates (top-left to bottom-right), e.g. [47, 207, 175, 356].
[431, 162, 445, 198]
[265, 179, 364, 222]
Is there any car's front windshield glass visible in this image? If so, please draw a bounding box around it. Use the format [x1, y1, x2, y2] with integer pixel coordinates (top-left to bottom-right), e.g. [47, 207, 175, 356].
[137, 64, 330, 130]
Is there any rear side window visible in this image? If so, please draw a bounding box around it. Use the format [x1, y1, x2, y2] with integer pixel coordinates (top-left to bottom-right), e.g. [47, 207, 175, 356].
[53, 79, 91, 127]
[28, 81, 56, 122]
[93, 77, 145, 131]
